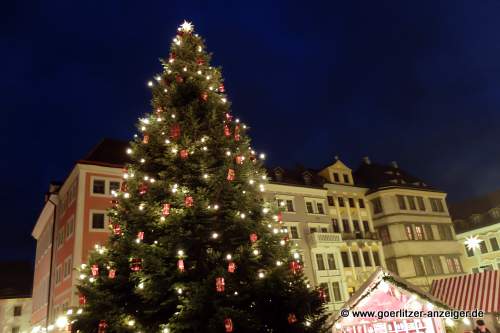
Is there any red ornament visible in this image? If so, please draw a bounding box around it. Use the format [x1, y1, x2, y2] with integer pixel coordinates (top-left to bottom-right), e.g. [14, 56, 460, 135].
[130, 258, 142, 272]
[235, 155, 243, 165]
[216, 277, 225, 292]
[227, 169, 235, 181]
[98, 320, 108, 333]
[137, 231, 144, 240]
[224, 124, 231, 137]
[170, 123, 181, 140]
[184, 196, 194, 207]
[288, 313, 297, 324]
[290, 261, 302, 274]
[218, 83, 225, 93]
[176, 75, 184, 83]
[196, 57, 204, 65]
[250, 233, 258, 243]
[162, 203, 171, 216]
[177, 259, 185, 272]
[112, 224, 122, 236]
[169, 52, 176, 61]
[277, 211, 283, 222]
[120, 182, 128, 192]
[234, 125, 240, 141]
[143, 134, 149, 144]
[139, 183, 148, 195]
[79, 294, 86, 305]
[180, 149, 189, 159]
[228, 262, 236, 273]
[200, 91, 208, 101]
[224, 318, 233, 332]
[108, 269, 116, 279]
[91, 264, 99, 277]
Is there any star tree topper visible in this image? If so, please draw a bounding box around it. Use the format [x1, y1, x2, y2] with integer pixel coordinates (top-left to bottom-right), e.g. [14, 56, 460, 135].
[179, 20, 194, 33]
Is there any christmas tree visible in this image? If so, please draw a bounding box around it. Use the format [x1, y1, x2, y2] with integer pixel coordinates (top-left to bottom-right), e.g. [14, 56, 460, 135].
[73, 21, 326, 333]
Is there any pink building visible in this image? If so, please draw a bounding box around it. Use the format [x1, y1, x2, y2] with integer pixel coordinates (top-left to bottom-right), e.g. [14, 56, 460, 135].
[31, 139, 128, 330]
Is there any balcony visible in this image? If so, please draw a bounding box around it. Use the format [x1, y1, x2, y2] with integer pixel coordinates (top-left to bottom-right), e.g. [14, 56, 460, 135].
[308, 232, 343, 247]
[342, 231, 379, 241]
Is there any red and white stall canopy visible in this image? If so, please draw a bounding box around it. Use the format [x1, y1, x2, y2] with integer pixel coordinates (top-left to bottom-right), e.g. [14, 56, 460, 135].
[430, 270, 500, 313]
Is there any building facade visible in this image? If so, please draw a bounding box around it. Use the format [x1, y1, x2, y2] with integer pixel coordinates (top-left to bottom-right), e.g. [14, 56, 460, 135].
[450, 190, 500, 273]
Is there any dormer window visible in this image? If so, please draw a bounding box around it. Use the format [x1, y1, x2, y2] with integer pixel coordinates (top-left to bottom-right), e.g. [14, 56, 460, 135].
[303, 172, 312, 185]
[274, 167, 284, 182]
[332, 172, 340, 183]
[343, 174, 350, 183]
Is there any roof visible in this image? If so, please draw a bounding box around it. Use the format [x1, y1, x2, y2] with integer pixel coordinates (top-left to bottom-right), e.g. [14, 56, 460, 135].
[353, 161, 439, 193]
[78, 138, 130, 167]
[267, 166, 326, 189]
[430, 270, 500, 313]
[450, 189, 500, 233]
[0, 261, 33, 299]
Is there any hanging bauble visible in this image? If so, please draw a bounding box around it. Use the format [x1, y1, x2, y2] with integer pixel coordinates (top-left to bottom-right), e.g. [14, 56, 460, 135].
[120, 181, 128, 192]
[180, 149, 189, 159]
[250, 233, 258, 243]
[170, 123, 181, 140]
[184, 196, 194, 207]
[290, 261, 302, 274]
[224, 318, 233, 332]
[130, 258, 143, 272]
[177, 259, 185, 272]
[162, 203, 171, 216]
[175, 74, 184, 83]
[218, 83, 225, 93]
[224, 124, 231, 137]
[277, 211, 283, 222]
[98, 320, 108, 333]
[169, 52, 176, 61]
[200, 91, 208, 101]
[234, 125, 240, 141]
[110, 199, 119, 208]
[137, 231, 144, 241]
[287, 313, 297, 324]
[143, 134, 149, 144]
[235, 155, 243, 165]
[227, 169, 235, 181]
[216, 277, 225, 292]
[196, 57, 204, 65]
[138, 183, 148, 195]
[91, 264, 99, 277]
[228, 262, 236, 273]
[79, 294, 86, 305]
[112, 224, 122, 236]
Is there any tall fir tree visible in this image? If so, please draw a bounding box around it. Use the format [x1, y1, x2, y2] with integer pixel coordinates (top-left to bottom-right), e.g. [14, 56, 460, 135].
[73, 21, 327, 333]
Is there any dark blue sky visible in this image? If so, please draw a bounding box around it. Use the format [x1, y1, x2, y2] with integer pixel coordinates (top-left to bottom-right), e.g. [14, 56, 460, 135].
[2, 0, 500, 260]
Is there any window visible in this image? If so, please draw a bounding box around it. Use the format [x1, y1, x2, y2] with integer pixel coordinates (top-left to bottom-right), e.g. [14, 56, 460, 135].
[319, 283, 330, 302]
[338, 197, 345, 207]
[342, 219, 350, 233]
[333, 173, 340, 182]
[362, 220, 370, 232]
[327, 254, 337, 270]
[316, 254, 325, 270]
[306, 202, 314, 214]
[405, 225, 415, 240]
[432, 256, 443, 274]
[490, 238, 499, 251]
[373, 252, 381, 266]
[358, 199, 365, 209]
[285, 200, 295, 212]
[66, 217, 74, 239]
[465, 245, 474, 257]
[92, 179, 105, 194]
[332, 282, 342, 302]
[407, 196, 417, 210]
[341, 252, 350, 267]
[353, 220, 360, 232]
[413, 257, 425, 276]
[371, 198, 383, 214]
[91, 212, 106, 230]
[109, 181, 120, 194]
[429, 198, 445, 212]
[379, 226, 391, 245]
[320, 227, 328, 233]
[386, 259, 398, 274]
[12, 327, 20, 333]
[415, 225, 424, 240]
[343, 174, 349, 183]
[55, 265, 62, 284]
[453, 258, 463, 273]
[352, 252, 361, 267]
[417, 196, 426, 211]
[348, 198, 355, 207]
[424, 257, 435, 275]
[327, 196, 335, 206]
[446, 256, 463, 273]
[310, 227, 318, 234]
[424, 225, 434, 240]
[480, 241, 488, 254]
[13, 306, 22, 316]
[437, 225, 453, 240]
[332, 219, 340, 233]
[63, 257, 72, 278]
[397, 195, 407, 210]
[316, 202, 325, 214]
[363, 252, 371, 266]
[290, 226, 299, 239]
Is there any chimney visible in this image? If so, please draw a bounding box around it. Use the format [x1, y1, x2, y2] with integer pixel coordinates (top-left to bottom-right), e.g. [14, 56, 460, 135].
[363, 156, 371, 165]
[391, 161, 399, 168]
[45, 182, 61, 202]
[302, 172, 312, 185]
[274, 167, 283, 182]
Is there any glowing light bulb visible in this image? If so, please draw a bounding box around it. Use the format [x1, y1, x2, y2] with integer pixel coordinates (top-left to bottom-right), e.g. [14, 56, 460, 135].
[258, 272, 265, 278]
[178, 250, 184, 256]
[240, 213, 246, 219]
[140, 158, 145, 163]
[147, 81, 153, 87]
[127, 320, 135, 327]
[259, 153, 266, 159]
[226, 254, 232, 260]
[177, 288, 183, 294]
[276, 260, 282, 266]
[126, 148, 132, 154]
[212, 232, 219, 239]
[138, 282, 144, 289]
[253, 249, 259, 255]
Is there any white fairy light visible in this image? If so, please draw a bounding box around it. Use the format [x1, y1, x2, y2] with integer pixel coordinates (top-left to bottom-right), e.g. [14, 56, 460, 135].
[225, 151, 231, 156]
[259, 153, 266, 159]
[226, 254, 232, 260]
[262, 208, 269, 214]
[258, 272, 265, 279]
[126, 148, 133, 154]
[155, 75, 161, 81]
[140, 158, 145, 163]
[178, 250, 184, 256]
[177, 288, 183, 294]
[138, 282, 144, 289]
[293, 252, 300, 259]
[249, 179, 255, 185]
[280, 240, 286, 245]
[221, 98, 227, 103]
[147, 81, 153, 87]
[77, 309, 83, 314]
[276, 260, 283, 266]
[212, 232, 219, 239]
[127, 320, 135, 327]
[240, 213, 246, 219]
[253, 249, 259, 255]
[124, 193, 130, 198]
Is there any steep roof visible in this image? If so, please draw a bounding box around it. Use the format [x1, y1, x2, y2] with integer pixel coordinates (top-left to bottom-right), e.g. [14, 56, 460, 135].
[353, 161, 439, 192]
[0, 261, 33, 299]
[450, 189, 500, 233]
[78, 138, 130, 167]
